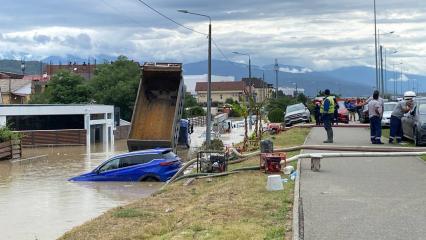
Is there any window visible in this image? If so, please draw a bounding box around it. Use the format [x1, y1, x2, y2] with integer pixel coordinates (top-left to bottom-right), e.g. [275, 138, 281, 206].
[220, 94, 223, 99]
[107, 113, 112, 119]
[119, 154, 161, 168]
[162, 150, 177, 160]
[99, 158, 120, 173]
[90, 113, 105, 120]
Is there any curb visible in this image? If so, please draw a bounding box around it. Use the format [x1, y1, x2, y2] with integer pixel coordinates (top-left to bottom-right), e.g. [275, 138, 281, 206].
[292, 129, 312, 240]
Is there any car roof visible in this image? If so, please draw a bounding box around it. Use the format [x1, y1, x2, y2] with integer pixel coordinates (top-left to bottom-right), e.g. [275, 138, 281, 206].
[113, 148, 171, 158]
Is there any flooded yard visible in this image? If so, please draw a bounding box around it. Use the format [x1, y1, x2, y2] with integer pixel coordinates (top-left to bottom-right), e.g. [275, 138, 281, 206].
[0, 140, 162, 240]
[0, 120, 252, 240]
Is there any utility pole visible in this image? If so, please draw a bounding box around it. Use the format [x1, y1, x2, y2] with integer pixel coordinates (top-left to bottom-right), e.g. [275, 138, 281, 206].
[374, 0, 379, 90]
[274, 59, 279, 99]
[380, 45, 384, 94]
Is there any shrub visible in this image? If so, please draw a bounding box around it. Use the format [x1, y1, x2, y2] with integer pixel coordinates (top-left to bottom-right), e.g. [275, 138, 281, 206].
[188, 106, 205, 117]
[268, 108, 284, 123]
[0, 126, 22, 143]
[202, 139, 224, 151]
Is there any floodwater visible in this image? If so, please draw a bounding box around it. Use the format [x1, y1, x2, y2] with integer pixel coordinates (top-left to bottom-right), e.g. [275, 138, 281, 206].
[0, 140, 162, 240]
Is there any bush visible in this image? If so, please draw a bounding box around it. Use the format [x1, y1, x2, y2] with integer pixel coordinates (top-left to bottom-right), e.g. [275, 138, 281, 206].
[188, 106, 205, 117]
[268, 108, 284, 123]
[202, 139, 224, 151]
[0, 126, 22, 143]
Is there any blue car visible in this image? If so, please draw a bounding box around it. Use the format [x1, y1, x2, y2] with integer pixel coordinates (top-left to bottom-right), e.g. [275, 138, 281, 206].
[69, 148, 181, 182]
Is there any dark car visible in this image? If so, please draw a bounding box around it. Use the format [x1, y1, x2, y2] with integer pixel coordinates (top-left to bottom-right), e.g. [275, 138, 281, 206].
[401, 98, 426, 146]
[69, 148, 181, 182]
[358, 105, 369, 123]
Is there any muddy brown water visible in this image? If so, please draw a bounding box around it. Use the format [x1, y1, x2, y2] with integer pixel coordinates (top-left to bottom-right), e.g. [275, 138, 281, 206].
[0, 140, 162, 240]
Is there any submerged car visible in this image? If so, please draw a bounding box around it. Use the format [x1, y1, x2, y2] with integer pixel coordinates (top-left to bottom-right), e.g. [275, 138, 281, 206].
[284, 103, 311, 126]
[381, 102, 398, 127]
[402, 97, 426, 146]
[69, 148, 181, 182]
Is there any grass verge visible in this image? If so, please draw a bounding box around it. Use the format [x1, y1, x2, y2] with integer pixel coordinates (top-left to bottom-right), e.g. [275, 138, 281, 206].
[60, 128, 310, 240]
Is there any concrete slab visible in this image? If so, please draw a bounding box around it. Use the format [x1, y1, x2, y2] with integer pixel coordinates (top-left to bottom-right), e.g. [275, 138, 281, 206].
[300, 127, 426, 240]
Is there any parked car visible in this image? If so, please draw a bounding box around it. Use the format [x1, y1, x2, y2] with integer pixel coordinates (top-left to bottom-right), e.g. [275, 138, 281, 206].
[284, 103, 311, 126]
[402, 97, 426, 146]
[381, 102, 398, 127]
[69, 148, 181, 182]
[358, 105, 369, 123]
[336, 101, 349, 123]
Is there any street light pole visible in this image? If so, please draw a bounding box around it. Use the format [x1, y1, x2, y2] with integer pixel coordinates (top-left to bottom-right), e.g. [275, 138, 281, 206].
[178, 9, 212, 147]
[232, 51, 253, 130]
[374, 0, 379, 90]
[274, 59, 279, 99]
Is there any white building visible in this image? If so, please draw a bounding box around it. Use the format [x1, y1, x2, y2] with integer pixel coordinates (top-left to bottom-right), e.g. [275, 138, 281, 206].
[0, 104, 115, 147]
[279, 87, 305, 97]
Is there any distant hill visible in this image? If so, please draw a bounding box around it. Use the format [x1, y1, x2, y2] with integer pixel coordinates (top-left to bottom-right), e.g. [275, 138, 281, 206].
[0, 60, 44, 75]
[2, 56, 425, 97]
[183, 60, 372, 97]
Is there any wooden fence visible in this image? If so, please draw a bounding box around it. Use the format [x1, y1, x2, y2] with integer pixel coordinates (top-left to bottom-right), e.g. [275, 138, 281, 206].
[0, 140, 22, 160]
[188, 116, 206, 126]
[19, 129, 86, 147]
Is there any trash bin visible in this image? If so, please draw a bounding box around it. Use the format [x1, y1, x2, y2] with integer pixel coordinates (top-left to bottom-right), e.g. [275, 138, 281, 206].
[260, 140, 273, 153]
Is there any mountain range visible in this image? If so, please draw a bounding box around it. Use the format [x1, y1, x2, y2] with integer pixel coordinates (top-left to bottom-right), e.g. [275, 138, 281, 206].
[1, 56, 425, 97]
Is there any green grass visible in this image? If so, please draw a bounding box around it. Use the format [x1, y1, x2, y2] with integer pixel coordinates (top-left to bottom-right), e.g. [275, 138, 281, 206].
[420, 155, 426, 161]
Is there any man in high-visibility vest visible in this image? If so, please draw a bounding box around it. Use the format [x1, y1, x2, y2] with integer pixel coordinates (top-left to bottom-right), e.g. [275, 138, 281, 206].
[320, 89, 335, 143]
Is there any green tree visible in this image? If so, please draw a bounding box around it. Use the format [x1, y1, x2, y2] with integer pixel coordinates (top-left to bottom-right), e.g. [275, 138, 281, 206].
[89, 56, 140, 121]
[268, 108, 284, 123]
[29, 71, 91, 104]
[184, 92, 198, 108]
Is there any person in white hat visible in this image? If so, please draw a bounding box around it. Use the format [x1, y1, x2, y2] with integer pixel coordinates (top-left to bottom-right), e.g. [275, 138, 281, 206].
[389, 91, 415, 144]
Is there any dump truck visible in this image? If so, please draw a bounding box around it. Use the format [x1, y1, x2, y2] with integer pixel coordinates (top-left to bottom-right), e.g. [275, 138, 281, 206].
[127, 62, 184, 152]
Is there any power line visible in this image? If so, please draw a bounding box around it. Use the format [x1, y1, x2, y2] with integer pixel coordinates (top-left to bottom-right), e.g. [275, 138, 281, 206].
[134, 0, 207, 36]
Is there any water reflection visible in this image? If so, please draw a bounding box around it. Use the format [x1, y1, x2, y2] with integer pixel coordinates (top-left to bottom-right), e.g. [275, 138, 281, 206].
[0, 140, 162, 240]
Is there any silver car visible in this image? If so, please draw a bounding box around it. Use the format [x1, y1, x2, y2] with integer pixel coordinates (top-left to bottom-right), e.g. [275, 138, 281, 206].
[284, 103, 311, 126]
[381, 102, 397, 127]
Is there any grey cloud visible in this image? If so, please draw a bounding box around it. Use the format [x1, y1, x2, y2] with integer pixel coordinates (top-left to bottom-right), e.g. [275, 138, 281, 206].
[62, 33, 92, 49]
[33, 34, 51, 44]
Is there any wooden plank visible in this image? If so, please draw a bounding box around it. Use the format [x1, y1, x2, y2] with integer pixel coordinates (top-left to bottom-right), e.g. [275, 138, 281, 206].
[0, 141, 11, 148]
[0, 152, 10, 159]
[0, 146, 12, 154]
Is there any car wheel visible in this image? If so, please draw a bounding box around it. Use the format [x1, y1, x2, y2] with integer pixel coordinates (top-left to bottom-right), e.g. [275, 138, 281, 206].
[414, 128, 421, 146]
[141, 176, 160, 182]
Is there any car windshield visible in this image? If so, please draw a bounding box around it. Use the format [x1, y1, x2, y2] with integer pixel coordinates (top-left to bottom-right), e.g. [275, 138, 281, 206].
[287, 104, 304, 113]
[384, 103, 397, 111]
[162, 150, 177, 160]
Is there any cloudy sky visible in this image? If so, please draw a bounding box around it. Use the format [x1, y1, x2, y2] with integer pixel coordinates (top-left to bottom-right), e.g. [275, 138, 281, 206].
[0, 0, 425, 74]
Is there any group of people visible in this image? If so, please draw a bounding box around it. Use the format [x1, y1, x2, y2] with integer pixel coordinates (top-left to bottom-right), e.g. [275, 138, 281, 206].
[313, 97, 341, 126]
[319, 88, 416, 144]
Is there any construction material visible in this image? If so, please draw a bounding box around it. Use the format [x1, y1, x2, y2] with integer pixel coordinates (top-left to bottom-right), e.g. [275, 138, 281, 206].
[127, 62, 184, 152]
[266, 175, 284, 191]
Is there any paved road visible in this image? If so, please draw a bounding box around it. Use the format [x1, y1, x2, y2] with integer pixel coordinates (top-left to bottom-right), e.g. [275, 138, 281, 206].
[300, 127, 426, 240]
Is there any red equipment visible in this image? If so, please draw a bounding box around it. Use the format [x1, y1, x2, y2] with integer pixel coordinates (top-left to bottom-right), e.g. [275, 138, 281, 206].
[260, 152, 286, 173]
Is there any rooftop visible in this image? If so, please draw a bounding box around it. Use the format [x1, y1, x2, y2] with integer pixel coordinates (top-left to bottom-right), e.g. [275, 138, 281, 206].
[195, 81, 246, 92]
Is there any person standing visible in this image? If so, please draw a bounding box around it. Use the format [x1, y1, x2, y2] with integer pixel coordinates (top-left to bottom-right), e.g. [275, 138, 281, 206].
[389, 91, 415, 144]
[320, 89, 335, 143]
[314, 102, 321, 125]
[368, 91, 383, 144]
[347, 100, 357, 122]
[333, 97, 339, 125]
